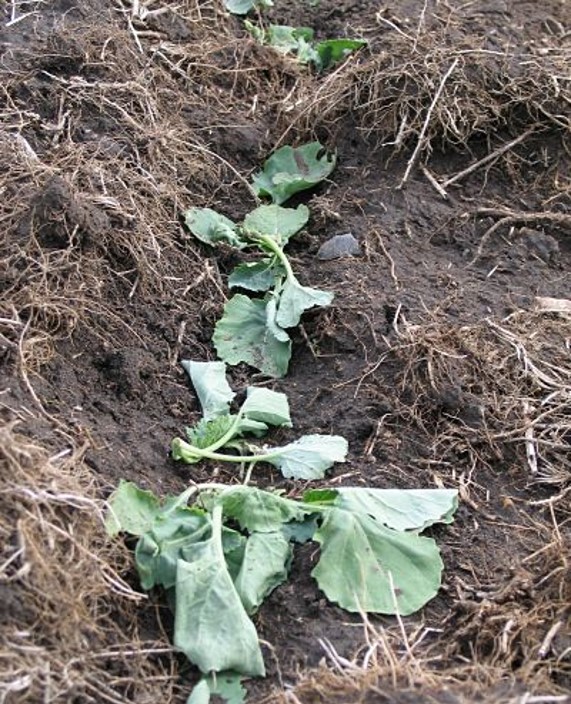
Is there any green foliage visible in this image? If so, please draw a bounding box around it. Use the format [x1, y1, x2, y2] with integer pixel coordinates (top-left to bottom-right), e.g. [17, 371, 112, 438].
[107, 480, 458, 695]
[184, 191, 334, 377]
[313, 38, 367, 71]
[181, 360, 235, 420]
[311, 507, 444, 615]
[171, 360, 348, 478]
[187, 673, 246, 704]
[245, 21, 366, 72]
[251, 143, 336, 205]
[184, 208, 244, 249]
[260, 434, 349, 479]
[174, 506, 266, 676]
[212, 294, 292, 378]
[243, 203, 310, 243]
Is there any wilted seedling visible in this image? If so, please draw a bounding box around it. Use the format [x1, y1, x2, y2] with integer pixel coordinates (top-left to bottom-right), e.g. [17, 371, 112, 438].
[107, 479, 458, 702]
[185, 201, 333, 377]
[171, 360, 347, 480]
[245, 22, 366, 72]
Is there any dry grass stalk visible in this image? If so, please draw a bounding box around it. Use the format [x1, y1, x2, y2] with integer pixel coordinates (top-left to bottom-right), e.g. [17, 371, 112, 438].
[281, 8, 570, 160]
[391, 309, 571, 486]
[0, 423, 183, 703]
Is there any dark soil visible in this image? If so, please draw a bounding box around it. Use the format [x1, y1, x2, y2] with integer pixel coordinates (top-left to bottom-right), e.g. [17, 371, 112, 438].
[1, 0, 569, 702]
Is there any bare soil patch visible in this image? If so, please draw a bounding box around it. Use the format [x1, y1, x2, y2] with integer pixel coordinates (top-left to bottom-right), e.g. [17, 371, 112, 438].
[1, 1, 569, 702]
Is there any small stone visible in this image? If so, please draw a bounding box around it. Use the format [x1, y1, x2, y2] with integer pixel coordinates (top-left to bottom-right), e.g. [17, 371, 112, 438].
[317, 233, 362, 261]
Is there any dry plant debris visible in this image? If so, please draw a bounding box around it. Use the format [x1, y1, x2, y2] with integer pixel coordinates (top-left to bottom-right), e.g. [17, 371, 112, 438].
[0, 424, 182, 703]
[391, 309, 571, 487]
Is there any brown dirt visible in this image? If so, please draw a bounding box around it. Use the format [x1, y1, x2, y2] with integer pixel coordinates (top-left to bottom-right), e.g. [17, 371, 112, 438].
[1, 0, 569, 703]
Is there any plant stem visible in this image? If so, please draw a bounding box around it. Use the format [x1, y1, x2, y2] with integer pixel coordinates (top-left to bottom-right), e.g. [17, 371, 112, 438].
[176, 439, 280, 465]
[242, 461, 257, 485]
[207, 411, 245, 453]
[256, 235, 295, 281]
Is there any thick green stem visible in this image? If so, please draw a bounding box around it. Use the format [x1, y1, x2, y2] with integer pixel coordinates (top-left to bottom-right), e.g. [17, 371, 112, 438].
[256, 235, 295, 281]
[175, 438, 280, 465]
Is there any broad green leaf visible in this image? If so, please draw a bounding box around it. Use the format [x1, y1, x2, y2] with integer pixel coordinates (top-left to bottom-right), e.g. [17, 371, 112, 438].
[174, 540, 265, 675]
[135, 508, 211, 589]
[265, 434, 348, 479]
[276, 276, 333, 328]
[181, 360, 235, 420]
[242, 386, 292, 427]
[335, 488, 459, 531]
[243, 204, 309, 245]
[225, 0, 272, 15]
[252, 142, 336, 205]
[313, 39, 366, 71]
[213, 294, 291, 377]
[201, 486, 311, 532]
[312, 507, 444, 615]
[184, 207, 244, 249]
[105, 480, 161, 537]
[235, 531, 292, 614]
[228, 260, 279, 292]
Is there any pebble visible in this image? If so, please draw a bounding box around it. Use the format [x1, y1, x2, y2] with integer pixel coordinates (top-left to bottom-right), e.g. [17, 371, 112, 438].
[317, 233, 362, 260]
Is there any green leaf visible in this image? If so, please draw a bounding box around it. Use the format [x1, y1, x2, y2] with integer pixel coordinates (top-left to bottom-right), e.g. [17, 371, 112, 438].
[312, 507, 444, 615]
[105, 480, 161, 537]
[213, 294, 291, 377]
[174, 521, 265, 676]
[184, 207, 244, 249]
[202, 486, 311, 533]
[207, 673, 246, 703]
[186, 679, 210, 704]
[252, 142, 336, 205]
[243, 204, 309, 246]
[235, 531, 292, 614]
[245, 23, 315, 54]
[276, 276, 333, 328]
[228, 260, 279, 292]
[265, 434, 348, 479]
[334, 488, 459, 531]
[222, 533, 247, 583]
[313, 39, 366, 71]
[182, 360, 235, 421]
[185, 415, 238, 450]
[244, 20, 314, 58]
[225, 0, 273, 15]
[135, 509, 211, 589]
[281, 515, 319, 543]
[135, 508, 211, 590]
[302, 488, 338, 505]
[242, 386, 292, 427]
